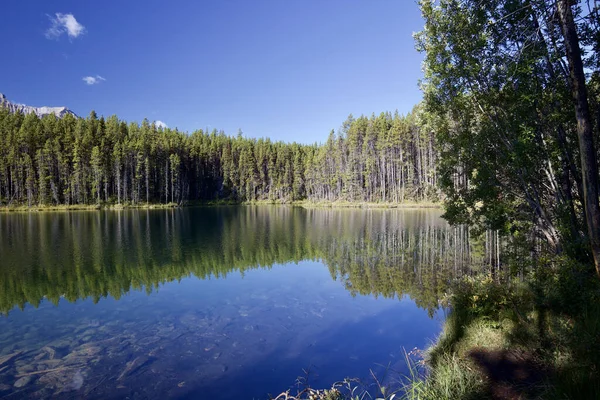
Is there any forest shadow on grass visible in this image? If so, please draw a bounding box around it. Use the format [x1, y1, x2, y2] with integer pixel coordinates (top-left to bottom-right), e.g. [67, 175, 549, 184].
[267, 264, 600, 400]
[467, 348, 547, 400]
[403, 264, 600, 400]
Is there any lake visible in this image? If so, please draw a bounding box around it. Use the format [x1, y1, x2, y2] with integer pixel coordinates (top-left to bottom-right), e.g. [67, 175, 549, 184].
[0, 206, 480, 399]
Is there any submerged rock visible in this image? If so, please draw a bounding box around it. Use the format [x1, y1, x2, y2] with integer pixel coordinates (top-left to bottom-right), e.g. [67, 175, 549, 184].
[36, 359, 62, 369]
[16, 364, 36, 375]
[14, 375, 33, 388]
[34, 346, 57, 361]
[138, 336, 160, 346]
[238, 307, 250, 317]
[148, 346, 164, 357]
[77, 344, 102, 357]
[155, 325, 175, 337]
[0, 350, 22, 367]
[179, 313, 204, 328]
[38, 367, 83, 392]
[47, 339, 72, 350]
[204, 344, 216, 352]
[66, 369, 84, 391]
[61, 345, 102, 367]
[117, 356, 154, 381]
[87, 320, 100, 328]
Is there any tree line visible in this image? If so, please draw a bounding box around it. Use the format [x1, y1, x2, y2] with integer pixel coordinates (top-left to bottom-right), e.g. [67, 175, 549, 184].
[416, 0, 600, 275]
[0, 107, 438, 206]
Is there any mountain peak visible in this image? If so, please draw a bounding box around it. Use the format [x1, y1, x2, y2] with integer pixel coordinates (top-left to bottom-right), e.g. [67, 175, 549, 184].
[0, 93, 77, 118]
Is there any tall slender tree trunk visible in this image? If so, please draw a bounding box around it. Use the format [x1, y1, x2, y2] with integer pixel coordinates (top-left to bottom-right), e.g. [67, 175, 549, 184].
[145, 158, 150, 204]
[116, 166, 121, 205]
[165, 159, 169, 205]
[558, 0, 600, 277]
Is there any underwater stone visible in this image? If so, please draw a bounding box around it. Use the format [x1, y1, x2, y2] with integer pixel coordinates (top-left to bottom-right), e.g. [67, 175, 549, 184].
[16, 364, 36, 374]
[36, 359, 62, 368]
[47, 339, 72, 350]
[117, 356, 154, 381]
[138, 336, 160, 346]
[38, 368, 83, 391]
[0, 350, 22, 367]
[14, 376, 32, 388]
[204, 344, 216, 352]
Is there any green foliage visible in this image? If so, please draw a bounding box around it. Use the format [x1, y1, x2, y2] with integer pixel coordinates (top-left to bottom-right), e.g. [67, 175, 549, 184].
[396, 0, 600, 397]
[0, 108, 439, 207]
[419, 263, 600, 399]
[427, 274, 513, 366]
[415, 0, 600, 259]
[452, 275, 511, 320]
[401, 353, 485, 400]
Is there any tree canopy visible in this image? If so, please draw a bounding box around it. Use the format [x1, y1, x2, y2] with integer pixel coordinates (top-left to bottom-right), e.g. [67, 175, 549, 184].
[416, 0, 600, 274]
[0, 109, 438, 206]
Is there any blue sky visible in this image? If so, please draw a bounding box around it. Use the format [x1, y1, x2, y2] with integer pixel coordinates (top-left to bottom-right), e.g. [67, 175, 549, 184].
[0, 1, 424, 143]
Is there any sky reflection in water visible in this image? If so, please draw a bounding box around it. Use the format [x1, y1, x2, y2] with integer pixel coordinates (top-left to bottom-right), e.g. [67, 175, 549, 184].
[0, 207, 476, 399]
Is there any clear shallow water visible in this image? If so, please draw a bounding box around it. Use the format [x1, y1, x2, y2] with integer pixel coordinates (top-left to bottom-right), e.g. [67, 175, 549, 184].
[0, 207, 476, 399]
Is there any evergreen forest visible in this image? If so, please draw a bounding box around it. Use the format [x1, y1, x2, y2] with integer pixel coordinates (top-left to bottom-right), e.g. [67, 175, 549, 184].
[396, 1, 600, 398]
[0, 108, 438, 207]
[2, 0, 600, 397]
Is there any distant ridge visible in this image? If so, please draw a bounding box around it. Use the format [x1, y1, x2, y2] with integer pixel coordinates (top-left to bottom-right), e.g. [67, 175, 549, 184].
[0, 92, 77, 118]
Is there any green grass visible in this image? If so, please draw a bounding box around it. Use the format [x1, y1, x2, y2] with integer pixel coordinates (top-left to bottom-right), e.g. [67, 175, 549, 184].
[402, 265, 600, 400]
[269, 266, 600, 399]
[201, 199, 441, 208]
[0, 199, 441, 212]
[0, 202, 179, 213]
[401, 353, 486, 400]
[296, 200, 441, 209]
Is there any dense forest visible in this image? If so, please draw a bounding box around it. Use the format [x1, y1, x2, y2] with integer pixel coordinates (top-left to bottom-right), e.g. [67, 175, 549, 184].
[401, 1, 600, 398]
[2, 0, 600, 396]
[416, 0, 600, 269]
[0, 108, 438, 206]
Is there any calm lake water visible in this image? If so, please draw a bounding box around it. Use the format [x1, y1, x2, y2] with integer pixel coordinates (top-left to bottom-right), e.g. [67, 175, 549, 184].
[0, 207, 478, 399]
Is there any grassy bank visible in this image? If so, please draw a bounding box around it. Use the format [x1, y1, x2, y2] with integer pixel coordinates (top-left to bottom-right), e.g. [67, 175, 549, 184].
[0, 202, 179, 213]
[403, 262, 600, 399]
[271, 260, 600, 400]
[296, 200, 441, 209]
[0, 199, 441, 212]
[199, 199, 441, 209]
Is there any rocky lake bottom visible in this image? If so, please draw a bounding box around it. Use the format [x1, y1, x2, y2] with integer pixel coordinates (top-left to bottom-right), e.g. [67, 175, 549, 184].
[0, 207, 476, 399]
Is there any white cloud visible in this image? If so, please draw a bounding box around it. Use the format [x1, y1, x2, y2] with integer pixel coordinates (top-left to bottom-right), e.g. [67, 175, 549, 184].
[82, 75, 106, 85]
[154, 121, 168, 129]
[46, 13, 85, 40]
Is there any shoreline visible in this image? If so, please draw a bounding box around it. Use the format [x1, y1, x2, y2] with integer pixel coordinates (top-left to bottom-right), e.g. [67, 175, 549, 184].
[294, 200, 441, 209]
[0, 203, 180, 213]
[0, 200, 442, 213]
